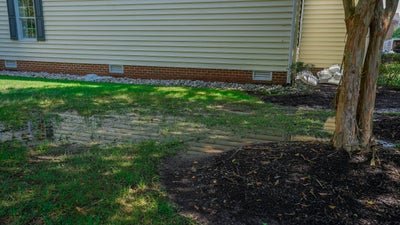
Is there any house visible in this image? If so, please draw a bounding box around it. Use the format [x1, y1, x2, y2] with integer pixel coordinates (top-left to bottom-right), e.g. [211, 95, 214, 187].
[0, 0, 346, 85]
[297, 0, 346, 70]
[385, 13, 400, 40]
[383, 38, 400, 53]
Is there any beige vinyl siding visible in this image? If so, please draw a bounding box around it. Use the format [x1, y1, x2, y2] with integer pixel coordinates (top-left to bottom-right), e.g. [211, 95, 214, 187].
[298, 0, 346, 68]
[0, 0, 295, 72]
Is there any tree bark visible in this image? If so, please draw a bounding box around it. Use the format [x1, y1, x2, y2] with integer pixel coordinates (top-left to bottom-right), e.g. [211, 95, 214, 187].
[334, 0, 376, 152]
[357, 1, 397, 149]
[334, 0, 399, 153]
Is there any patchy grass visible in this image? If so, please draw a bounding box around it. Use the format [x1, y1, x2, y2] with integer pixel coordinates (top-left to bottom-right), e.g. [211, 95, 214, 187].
[0, 140, 192, 224]
[0, 76, 255, 127]
[0, 76, 332, 138]
[291, 110, 334, 138]
[0, 75, 333, 224]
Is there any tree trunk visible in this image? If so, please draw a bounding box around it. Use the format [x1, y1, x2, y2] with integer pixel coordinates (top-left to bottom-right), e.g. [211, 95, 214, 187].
[334, 0, 398, 153]
[357, 1, 394, 149]
[334, 1, 376, 152]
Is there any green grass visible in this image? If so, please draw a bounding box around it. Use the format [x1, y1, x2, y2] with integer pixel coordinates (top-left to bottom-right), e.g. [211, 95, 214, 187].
[0, 75, 333, 224]
[379, 63, 400, 87]
[0, 140, 192, 224]
[0, 76, 332, 137]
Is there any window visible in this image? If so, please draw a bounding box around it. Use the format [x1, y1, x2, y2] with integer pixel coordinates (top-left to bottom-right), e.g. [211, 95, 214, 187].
[16, 0, 36, 40]
[6, 0, 45, 41]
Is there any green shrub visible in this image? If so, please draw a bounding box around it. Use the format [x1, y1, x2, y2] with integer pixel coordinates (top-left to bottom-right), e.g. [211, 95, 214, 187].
[381, 53, 400, 64]
[379, 63, 400, 87]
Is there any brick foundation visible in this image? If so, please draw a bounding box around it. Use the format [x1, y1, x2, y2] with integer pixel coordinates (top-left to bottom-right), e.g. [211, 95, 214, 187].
[1, 60, 288, 84]
[0, 60, 4, 71]
[310, 67, 326, 75]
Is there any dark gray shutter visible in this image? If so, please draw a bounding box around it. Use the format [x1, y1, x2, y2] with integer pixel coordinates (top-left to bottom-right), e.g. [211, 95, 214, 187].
[34, 0, 45, 41]
[6, 0, 18, 40]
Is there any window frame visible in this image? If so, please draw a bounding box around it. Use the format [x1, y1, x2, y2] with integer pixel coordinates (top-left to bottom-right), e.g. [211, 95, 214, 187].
[7, 0, 45, 41]
[14, 0, 37, 41]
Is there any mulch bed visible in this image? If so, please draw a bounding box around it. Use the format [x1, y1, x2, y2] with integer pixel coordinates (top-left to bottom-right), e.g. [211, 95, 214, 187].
[255, 84, 400, 144]
[253, 84, 338, 110]
[253, 84, 400, 111]
[374, 114, 400, 145]
[161, 85, 400, 225]
[162, 142, 400, 225]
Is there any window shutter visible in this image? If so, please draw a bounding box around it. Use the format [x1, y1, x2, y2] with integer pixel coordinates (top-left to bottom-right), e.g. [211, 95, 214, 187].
[6, 0, 18, 40]
[34, 0, 45, 41]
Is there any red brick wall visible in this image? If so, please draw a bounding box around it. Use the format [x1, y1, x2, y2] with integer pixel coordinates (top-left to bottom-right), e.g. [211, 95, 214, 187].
[1, 60, 288, 85]
[310, 67, 326, 75]
[0, 60, 4, 71]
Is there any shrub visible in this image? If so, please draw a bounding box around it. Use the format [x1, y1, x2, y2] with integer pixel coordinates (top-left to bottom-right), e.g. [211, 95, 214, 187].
[381, 53, 400, 64]
[379, 63, 400, 87]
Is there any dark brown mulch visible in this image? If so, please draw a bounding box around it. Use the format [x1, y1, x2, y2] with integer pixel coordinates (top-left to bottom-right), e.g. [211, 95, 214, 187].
[254, 84, 400, 144]
[162, 142, 400, 225]
[253, 84, 337, 110]
[253, 84, 400, 110]
[374, 114, 400, 144]
[161, 85, 400, 225]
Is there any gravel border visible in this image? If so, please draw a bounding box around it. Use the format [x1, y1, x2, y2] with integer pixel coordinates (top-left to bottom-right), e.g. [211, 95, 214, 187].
[0, 70, 309, 94]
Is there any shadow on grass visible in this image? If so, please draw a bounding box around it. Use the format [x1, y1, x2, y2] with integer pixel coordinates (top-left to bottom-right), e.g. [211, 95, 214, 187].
[0, 76, 259, 129]
[0, 75, 335, 143]
[0, 141, 193, 225]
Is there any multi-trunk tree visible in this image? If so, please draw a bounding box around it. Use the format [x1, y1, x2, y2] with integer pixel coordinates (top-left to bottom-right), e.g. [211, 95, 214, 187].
[334, 0, 399, 153]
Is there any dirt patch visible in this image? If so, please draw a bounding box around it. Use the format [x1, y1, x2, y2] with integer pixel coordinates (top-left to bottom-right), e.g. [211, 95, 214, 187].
[162, 142, 400, 225]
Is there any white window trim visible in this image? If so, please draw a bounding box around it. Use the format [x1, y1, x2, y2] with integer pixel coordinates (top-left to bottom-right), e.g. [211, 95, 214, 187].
[14, 0, 37, 41]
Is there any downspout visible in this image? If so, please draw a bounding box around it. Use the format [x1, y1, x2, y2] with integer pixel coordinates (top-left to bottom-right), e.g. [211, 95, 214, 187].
[287, 0, 301, 84]
[298, 0, 305, 59]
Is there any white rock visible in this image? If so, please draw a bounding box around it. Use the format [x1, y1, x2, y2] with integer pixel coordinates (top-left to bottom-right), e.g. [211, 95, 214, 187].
[327, 77, 340, 85]
[1, 70, 285, 92]
[328, 64, 341, 74]
[83, 74, 113, 81]
[297, 71, 318, 86]
[333, 71, 342, 80]
[317, 69, 333, 81]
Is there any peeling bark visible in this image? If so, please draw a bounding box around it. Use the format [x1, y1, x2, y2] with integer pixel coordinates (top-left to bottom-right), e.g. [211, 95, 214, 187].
[334, 0, 376, 152]
[334, 0, 399, 153]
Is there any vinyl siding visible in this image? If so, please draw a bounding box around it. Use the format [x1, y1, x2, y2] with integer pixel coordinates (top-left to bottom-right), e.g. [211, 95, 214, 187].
[298, 0, 346, 68]
[0, 0, 295, 72]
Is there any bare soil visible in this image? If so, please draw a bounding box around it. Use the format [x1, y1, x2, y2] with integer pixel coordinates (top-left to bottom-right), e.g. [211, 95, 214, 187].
[161, 85, 400, 225]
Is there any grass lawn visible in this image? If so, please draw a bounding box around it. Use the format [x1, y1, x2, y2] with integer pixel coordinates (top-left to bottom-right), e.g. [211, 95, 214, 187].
[0, 76, 333, 224]
[1, 141, 189, 224]
[0, 76, 333, 137]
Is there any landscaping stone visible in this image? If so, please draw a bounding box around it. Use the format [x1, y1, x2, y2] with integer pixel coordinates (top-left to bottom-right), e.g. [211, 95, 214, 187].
[83, 74, 113, 81]
[1, 70, 286, 93]
[316, 64, 343, 85]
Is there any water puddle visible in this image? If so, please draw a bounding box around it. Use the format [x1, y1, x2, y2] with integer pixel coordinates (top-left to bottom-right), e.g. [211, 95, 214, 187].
[375, 108, 400, 113]
[0, 111, 286, 154]
[374, 139, 396, 149]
